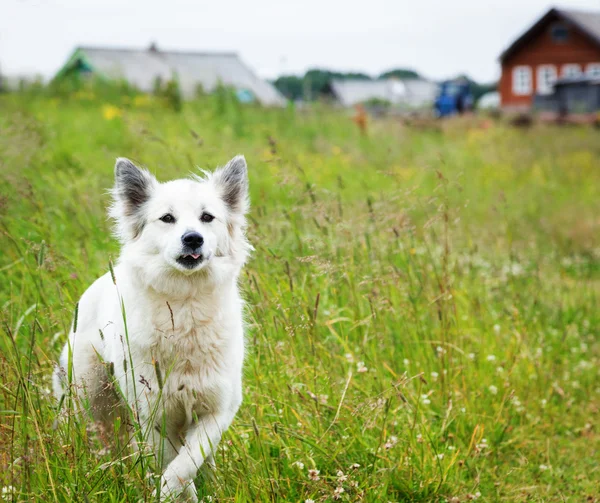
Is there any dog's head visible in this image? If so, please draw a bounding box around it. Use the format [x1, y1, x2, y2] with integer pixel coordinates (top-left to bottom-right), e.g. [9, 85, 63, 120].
[110, 156, 250, 285]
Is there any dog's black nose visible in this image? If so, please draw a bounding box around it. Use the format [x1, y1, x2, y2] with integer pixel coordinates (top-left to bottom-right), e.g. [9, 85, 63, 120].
[181, 232, 204, 249]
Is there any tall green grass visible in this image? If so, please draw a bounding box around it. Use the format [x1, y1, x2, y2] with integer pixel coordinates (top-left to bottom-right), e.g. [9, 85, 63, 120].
[0, 93, 599, 502]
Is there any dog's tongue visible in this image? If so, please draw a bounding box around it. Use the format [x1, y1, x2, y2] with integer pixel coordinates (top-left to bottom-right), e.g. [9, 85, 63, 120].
[191, 254, 201, 260]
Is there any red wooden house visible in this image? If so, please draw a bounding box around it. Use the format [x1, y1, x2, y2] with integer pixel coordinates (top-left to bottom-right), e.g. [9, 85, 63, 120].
[499, 8, 600, 111]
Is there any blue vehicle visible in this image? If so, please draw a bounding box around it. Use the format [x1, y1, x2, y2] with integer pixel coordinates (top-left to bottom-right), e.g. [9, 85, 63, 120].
[434, 79, 473, 117]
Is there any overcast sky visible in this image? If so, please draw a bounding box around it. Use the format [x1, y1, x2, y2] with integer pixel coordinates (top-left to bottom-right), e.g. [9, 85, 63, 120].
[2, 0, 600, 82]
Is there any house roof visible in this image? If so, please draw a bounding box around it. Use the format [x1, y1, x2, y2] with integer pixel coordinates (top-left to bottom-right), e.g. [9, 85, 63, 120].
[500, 7, 600, 62]
[58, 45, 286, 106]
[330, 78, 438, 108]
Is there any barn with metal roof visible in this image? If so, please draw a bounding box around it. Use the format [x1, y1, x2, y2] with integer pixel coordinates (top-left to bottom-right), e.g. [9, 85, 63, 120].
[55, 44, 286, 106]
[329, 78, 438, 109]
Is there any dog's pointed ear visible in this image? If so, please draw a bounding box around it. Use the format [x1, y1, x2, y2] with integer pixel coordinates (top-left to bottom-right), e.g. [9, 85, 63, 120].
[211, 155, 249, 214]
[113, 158, 157, 216]
[110, 158, 157, 241]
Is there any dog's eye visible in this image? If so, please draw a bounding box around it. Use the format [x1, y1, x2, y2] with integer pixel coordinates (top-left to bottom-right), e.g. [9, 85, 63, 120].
[160, 213, 176, 224]
[200, 212, 215, 223]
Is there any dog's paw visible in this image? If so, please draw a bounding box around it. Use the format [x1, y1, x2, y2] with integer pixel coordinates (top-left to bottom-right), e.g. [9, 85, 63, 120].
[182, 483, 199, 503]
[160, 470, 197, 502]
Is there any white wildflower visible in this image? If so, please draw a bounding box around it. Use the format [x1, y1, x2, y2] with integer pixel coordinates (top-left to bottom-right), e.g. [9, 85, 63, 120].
[509, 263, 524, 276]
[384, 435, 398, 450]
[511, 396, 525, 412]
[1, 487, 14, 499]
[577, 360, 592, 370]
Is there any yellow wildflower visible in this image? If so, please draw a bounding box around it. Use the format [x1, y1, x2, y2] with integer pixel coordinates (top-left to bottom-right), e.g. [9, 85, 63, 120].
[102, 104, 122, 120]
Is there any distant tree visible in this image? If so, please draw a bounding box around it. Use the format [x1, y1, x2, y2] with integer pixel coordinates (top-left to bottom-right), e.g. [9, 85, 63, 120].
[472, 82, 497, 101]
[273, 75, 304, 101]
[273, 69, 371, 101]
[379, 68, 421, 80]
[303, 69, 333, 99]
[304, 69, 370, 100]
[453, 74, 498, 101]
[337, 72, 372, 80]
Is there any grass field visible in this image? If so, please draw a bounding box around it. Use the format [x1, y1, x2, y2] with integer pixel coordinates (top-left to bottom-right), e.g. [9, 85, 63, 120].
[0, 92, 599, 502]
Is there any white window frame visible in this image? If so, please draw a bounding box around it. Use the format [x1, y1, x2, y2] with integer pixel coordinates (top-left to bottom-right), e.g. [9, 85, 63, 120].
[586, 63, 600, 78]
[536, 64, 557, 95]
[512, 65, 532, 96]
[562, 64, 582, 78]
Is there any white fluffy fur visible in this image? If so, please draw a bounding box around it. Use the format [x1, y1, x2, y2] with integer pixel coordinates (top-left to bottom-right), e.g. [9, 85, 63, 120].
[54, 156, 251, 501]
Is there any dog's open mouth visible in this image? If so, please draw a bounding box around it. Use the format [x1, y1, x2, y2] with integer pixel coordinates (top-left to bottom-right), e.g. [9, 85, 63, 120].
[176, 253, 203, 269]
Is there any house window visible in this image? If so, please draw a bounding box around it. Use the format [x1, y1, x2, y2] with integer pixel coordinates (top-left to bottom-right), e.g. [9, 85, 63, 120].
[551, 23, 569, 42]
[537, 65, 557, 94]
[586, 63, 600, 78]
[562, 64, 582, 78]
[512, 65, 532, 95]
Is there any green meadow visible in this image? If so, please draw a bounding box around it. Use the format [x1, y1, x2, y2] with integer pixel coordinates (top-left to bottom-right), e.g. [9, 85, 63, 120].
[0, 92, 599, 502]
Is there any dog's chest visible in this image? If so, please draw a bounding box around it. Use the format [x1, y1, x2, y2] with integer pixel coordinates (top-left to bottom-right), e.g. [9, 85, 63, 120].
[141, 298, 230, 414]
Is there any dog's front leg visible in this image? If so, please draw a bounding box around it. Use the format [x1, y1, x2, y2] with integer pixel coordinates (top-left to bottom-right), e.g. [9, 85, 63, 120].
[160, 411, 231, 501]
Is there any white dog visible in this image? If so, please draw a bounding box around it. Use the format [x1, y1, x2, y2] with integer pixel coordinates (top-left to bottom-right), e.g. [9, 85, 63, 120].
[54, 156, 250, 501]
